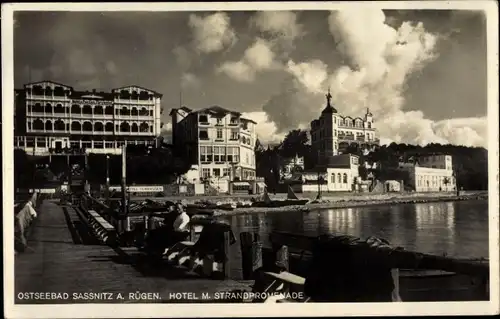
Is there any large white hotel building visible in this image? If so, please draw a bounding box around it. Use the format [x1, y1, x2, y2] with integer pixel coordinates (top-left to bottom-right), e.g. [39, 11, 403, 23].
[310, 89, 380, 164]
[14, 81, 163, 155]
[170, 106, 257, 181]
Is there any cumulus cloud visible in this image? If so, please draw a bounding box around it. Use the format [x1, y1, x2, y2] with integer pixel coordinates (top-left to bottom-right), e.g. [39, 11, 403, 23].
[241, 111, 286, 144]
[188, 12, 236, 54]
[217, 60, 256, 82]
[217, 37, 277, 81]
[243, 38, 277, 70]
[256, 9, 487, 148]
[286, 60, 328, 94]
[251, 11, 304, 54]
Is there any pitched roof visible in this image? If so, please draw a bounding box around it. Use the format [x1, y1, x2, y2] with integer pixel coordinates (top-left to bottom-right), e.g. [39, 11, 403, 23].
[112, 85, 163, 97]
[198, 105, 241, 116]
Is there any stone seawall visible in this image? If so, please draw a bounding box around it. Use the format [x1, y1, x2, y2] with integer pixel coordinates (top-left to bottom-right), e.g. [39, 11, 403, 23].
[212, 191, 488, 216]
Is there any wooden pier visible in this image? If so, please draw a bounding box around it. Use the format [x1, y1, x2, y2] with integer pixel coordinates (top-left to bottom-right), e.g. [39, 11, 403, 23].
[14, 200, 252, 304]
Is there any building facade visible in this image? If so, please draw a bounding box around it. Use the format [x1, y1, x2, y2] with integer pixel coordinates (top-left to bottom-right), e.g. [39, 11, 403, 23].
[170, 105, 257, 181]
[291, 154, 360, 193]
[398, 154, 456, 192]
[14, 81, 163, 155]
[310, 89, 379, 164]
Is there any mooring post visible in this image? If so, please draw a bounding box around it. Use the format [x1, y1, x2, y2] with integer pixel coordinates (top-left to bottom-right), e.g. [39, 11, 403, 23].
[190, 223, 196, 243]
[391, 268, 401, 301]
[240, 232, 263, 280]
[223, 231, 231, 279]
[274, 245, 289, 272]
[240, 232, 254, 280]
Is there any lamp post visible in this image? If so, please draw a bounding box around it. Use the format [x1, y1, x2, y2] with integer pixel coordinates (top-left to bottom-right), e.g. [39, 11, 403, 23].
[316, 149, 323, 200]
[105, 154, 110, 202]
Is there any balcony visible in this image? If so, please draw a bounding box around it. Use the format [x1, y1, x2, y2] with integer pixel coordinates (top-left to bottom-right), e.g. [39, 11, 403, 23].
[114, 98, 154, 105]
[27, 94, 69, 101]
[114, 114, 153, 121]
[28, 112, 70, 118]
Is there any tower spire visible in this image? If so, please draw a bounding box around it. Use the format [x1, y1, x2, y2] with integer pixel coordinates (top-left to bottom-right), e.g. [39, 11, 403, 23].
[326, 86, 332, 107]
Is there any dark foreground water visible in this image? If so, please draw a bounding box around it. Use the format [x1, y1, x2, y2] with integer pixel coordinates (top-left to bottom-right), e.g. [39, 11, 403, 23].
[219, 200, 489, 279]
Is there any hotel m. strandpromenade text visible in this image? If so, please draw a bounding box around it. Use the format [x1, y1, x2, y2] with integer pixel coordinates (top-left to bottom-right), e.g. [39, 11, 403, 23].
[17, 291, 305, 302]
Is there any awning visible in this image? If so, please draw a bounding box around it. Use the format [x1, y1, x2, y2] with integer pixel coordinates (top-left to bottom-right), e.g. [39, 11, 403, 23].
[256, 182, 267, 188]
[233, 182, 250, 187]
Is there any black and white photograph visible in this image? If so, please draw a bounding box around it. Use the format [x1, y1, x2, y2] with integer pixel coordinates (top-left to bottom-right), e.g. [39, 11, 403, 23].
[2, 1, 499, 318]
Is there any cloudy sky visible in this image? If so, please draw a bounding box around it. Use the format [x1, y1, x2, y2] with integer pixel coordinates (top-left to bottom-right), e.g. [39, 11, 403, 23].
[14, 9, 488, 147]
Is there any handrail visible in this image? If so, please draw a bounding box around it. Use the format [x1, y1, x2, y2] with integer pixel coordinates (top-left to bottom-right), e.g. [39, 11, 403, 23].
[269, 231, 489, 277]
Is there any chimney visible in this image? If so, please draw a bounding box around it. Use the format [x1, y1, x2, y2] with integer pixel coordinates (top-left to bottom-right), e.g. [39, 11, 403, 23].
[92, 89, 97, 94]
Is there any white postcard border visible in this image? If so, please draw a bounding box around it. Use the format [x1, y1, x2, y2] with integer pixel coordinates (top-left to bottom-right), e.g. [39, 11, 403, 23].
[2, 1, 499, 318]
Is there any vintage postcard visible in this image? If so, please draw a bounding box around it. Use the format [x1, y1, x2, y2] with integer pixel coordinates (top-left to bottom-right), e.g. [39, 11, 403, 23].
[2, 1, 499, 318]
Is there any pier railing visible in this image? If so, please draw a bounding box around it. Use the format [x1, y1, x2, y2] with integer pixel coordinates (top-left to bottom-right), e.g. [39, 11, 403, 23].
[78, 194, 120, 246]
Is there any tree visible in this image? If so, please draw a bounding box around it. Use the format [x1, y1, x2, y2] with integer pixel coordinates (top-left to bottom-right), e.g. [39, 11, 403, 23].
[280, 129, 309, 159]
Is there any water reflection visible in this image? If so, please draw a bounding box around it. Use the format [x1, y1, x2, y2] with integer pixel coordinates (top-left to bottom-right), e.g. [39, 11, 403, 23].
[318, 208, 362, 238]
[222, 200, 488, 279]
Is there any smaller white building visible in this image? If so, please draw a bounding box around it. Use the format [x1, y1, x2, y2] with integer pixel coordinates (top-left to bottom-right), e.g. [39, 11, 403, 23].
[291, 154, 360, 193]
[398, 154, 456, 192]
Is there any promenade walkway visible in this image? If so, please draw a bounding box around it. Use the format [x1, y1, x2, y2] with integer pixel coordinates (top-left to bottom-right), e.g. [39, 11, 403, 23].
[15, 200, 251, 304]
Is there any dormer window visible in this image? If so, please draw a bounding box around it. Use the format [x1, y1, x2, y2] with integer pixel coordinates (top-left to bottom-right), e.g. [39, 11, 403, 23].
[230, 116, 239, 125]
[216, 118, 223, 125]
[199, 115, 208, 124]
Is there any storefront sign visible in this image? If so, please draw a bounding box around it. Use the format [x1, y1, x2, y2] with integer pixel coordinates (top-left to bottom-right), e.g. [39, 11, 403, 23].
[72, 99, 112, 106]
[108, 185, 164, 193]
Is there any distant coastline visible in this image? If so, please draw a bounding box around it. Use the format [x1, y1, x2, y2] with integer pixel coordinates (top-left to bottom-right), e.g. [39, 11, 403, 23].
[212, 191, 489, 216]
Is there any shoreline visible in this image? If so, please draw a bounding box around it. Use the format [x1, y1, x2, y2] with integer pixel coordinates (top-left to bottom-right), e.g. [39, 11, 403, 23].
[213, 193, 488, 216]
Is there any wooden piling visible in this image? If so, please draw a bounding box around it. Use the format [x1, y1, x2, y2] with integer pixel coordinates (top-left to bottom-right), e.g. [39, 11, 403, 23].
[190, 224, 196, 243]
[223, 231, 231, 279]
[240, 232, 263, 280]
[274, 245, 289, 272]
[240, 232, 253, 280]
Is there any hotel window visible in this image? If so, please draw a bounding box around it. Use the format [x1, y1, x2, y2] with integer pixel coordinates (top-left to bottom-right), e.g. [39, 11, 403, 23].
[226, 147, 239, 162]
[216, 129, 223, 139]
[230, 129, 239, 140]
[337, 173, 341, 183]
[213, 146, 226, 162]
[343, 173, 348, 183]
[230, 117, 239, 125]
[82, 141, 92, 149]
[200, 146, 213, 162]
[199, 115, 208, 123]
[331, 174, 335, 183]
[213, 168, 221, 177]
[199, 129, 209, 140]
[223, 168, 231, 177]
[216, 118, 223, 125]
[202, 168, 211, 178]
